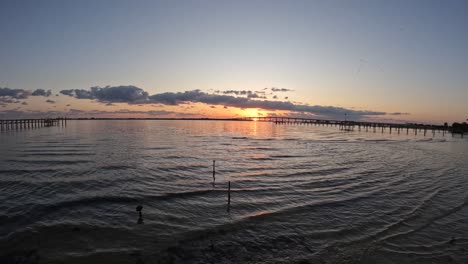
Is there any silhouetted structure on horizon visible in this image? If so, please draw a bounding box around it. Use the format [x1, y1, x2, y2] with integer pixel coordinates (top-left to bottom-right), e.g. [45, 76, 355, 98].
[240, 116, 453, 137]
[0, 118, 66, 131]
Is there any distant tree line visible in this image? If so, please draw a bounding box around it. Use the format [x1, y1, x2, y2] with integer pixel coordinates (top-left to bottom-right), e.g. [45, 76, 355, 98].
[451, 122, 468, 133]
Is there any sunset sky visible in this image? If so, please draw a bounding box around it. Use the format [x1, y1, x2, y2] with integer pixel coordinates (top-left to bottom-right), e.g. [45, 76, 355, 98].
[1, 0, 467, 124]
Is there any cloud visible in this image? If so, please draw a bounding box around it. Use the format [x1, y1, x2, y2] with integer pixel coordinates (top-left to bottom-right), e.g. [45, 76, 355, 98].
[271, 87, 292, 92]
[0, 87, 31, 99]
[59, 86, 392, 119]
[21, 102, 28, 105]
[218, 90, 252, 95]
[59, 90, 75, 97]
[32, 89, 52, 97]
[0, 110, 62, 119]
[46, 99, 56, 104]
[111, 109, 195, 116]
[0, 87, 56, 106]
[0, 108, 197, 119]
[148, 90, 385, 119]
[60, 85, 149, 103]
[0, 97, 16, 104]
[215, 90, 266, 99]
[247, 93, 266, 99]
[388, 112, 410, 116]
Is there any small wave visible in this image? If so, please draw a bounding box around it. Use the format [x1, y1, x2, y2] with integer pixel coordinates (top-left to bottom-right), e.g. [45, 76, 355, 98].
[241, 188, 382, 224]
[378, 195, 468, 243]
[250, 157, 274, 161]
[247, 147, 278, 151]
[0, 168, 57, 175]
[232, 137, 249, 140]
[415, 138, 433, 142]
[19, 149, 91, 153]
[26, 189, 225, 218]
[163, 155, 202, 160]
[270, 154, 306, 158]
[99, 165, 136, 170]
[154, 164, 210, 172]
[365, 188, 442, 243]
[17, 152, 94, 157]
[144, 147, 172, 150]
[363, 139, 392, 142]
[157, 189, 223, 200]
[6, 159, 92, 165]
[297, 176, 360, 189]
[285, 167, 351, 178]
[25, 145, 92, 149]
[312, 139, 351, 143]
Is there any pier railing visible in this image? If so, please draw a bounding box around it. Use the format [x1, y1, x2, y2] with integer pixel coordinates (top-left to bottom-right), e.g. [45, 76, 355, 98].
[238, 116, 453, 136]
[0, 118, 67, 131]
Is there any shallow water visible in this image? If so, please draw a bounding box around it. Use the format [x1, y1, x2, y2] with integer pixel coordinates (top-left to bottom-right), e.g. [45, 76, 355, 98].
[1, 120, 467, 263]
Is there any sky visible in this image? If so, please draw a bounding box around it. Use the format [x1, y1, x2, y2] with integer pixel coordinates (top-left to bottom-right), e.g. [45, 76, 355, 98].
[1, 0, 467, 124]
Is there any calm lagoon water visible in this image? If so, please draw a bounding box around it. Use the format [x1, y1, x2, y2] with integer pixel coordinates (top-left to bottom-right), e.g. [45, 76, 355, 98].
[1, 120, 467, 263]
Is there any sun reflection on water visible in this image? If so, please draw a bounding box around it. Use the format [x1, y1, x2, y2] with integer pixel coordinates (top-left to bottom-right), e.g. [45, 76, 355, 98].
[241, 210, 271, 219]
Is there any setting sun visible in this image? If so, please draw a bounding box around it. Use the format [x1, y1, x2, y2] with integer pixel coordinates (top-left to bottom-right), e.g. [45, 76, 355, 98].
[241, 108, 261, 118]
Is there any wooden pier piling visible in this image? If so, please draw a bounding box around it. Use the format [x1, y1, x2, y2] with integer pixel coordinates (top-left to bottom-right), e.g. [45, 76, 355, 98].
[0, 118, 66, 132]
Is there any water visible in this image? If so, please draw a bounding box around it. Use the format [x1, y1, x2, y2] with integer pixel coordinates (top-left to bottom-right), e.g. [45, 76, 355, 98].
[1, 120, 467, 263]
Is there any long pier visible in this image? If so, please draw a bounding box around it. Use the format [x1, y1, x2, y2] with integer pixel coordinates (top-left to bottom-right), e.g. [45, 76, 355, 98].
[0, 118, 67, 131]
[240, 116, 454, 137]
[0, 117, 462, 137]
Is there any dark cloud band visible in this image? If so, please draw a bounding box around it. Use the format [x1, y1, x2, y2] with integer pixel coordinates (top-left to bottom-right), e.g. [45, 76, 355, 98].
[60, 86, 389, 119]
[60, 86, 148, 103]
[1, 85, 402, 119]
[32, 89, 52, 97]
[0, 87, 31, 99]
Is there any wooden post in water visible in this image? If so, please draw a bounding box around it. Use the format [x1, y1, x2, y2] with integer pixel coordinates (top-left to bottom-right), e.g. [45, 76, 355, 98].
[227, 181, 231, 212]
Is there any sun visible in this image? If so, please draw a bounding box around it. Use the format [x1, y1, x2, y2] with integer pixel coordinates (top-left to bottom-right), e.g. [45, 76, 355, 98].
[242, 108, 260, 118]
